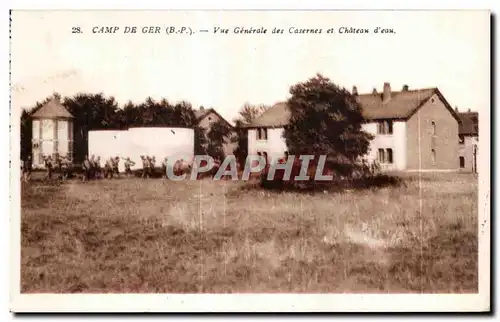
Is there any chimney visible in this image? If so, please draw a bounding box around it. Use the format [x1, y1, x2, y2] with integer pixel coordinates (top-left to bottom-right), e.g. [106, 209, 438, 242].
[352, 86, 358, 96]
[372, 88, 378, 95]
[402, 84, 409, 91]
[383, 82, 391, 102]
[455, 106, 459, 113]
[200, 106, 205, 111]
[468, 108, 471, 112]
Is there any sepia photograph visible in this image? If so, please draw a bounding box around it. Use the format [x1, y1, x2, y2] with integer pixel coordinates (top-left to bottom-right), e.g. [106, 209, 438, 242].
[9, 9, 490, 312]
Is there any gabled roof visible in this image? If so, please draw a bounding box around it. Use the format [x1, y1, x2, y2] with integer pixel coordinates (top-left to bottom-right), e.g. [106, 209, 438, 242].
[31, 98, 74, 119]
[245, 87, 460, 128]
[458, 111, 479, 136]
[358, 88, 436, 120]
[245, 102, 291, 128]
[194, 108, 234, 128]
[194, 108, 212, 120]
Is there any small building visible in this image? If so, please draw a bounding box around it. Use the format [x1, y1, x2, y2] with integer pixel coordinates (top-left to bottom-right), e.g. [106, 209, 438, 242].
[31, 97, 74, 168]
[245, 83, 462, 171]
[194, 107, 236, 157]
[458, 110, 479, 172]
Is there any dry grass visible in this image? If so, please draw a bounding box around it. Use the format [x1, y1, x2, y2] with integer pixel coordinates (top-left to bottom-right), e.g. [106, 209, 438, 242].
[20, 172, 478, 293]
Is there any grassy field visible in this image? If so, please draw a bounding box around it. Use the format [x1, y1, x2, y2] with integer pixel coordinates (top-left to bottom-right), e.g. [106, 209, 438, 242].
[20, 172, 478, 293]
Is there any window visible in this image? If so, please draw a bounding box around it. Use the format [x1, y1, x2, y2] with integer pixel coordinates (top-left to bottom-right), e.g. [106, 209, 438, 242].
[431, 149, 436, 163]
[459, 135, 465, 145]
[459, 156, 465, 168]
[378, 148, 393, 164]
[256, 128, 268, 140]
[377, 120, 393, 135]
[431, 121, 436, 135]
[386, 149, 393, 164]
[378, 148, 385, 163]
[387, 121, 393, 134]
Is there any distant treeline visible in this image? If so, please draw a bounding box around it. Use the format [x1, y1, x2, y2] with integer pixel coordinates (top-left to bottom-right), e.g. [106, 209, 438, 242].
[20, 93, 237, 163]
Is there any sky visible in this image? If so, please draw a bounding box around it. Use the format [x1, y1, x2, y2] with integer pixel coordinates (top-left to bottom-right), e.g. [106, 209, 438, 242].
[10, 10, 490, 122]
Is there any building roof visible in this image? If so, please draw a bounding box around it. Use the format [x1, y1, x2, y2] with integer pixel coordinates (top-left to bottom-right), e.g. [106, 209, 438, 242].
[194, 108, 234, 128]
[357, 88, 436, 120]
[31, 98, 74, 119]
[458, 111, 479, 136]
[245, 102, 291, 128]
[245, 87, 460, 128]
[194, 108, 211, 120]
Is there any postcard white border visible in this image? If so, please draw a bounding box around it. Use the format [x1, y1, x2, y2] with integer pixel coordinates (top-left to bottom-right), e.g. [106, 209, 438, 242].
[5, 0, 494, 314]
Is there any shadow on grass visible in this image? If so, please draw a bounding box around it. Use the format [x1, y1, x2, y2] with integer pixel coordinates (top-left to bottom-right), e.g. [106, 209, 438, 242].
[255, 174, 405, 194]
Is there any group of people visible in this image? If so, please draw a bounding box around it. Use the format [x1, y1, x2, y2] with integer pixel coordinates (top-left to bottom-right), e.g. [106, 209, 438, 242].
[83, 155, 188, 180]
[21, 153, 231, 182]
[21, 154, 72, 182]
[81, 155, 127, 180]
[20, 153, 178, 182]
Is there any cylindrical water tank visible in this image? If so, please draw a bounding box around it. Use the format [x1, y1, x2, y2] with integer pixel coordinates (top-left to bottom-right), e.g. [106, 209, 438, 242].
[127, 127, 195, 170]
[88, 130, 129, 172]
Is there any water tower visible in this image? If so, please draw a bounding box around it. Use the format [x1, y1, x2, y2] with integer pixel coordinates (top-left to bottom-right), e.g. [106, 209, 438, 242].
[31, 97, 75, 168]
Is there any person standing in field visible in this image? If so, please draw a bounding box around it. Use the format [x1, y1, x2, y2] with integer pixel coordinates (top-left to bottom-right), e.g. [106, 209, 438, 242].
[161, 157, 168, 178]
[123, 157, 135, 177]
[150, 156, 156, 177]
[113, 156, 120, 178]
[82, 155, 92, 181]
[22, 156, 32, 182]
[89, 155, 96, 179]
[94, 156, 102, 179]
[53, 153, 61, 175]
[140, 155, 150, 179]
[60, 156, 70, 180]
[103, 157, 114, 179]
[146, 156, 154, 178]
[43, 155, 54, 180]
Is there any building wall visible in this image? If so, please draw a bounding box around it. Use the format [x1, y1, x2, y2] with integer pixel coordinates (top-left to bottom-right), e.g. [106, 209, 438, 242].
[247, 123, 407, 169]
[198, 111, 220, 129]
[361, 120, 407, 171]
[248, 127, 288, 161]
[406, 93, 459, 170]
[458, 135, 479, 172]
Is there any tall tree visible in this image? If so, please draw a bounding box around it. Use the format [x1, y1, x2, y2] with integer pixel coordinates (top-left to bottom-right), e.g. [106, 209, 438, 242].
[283, 74, 373, 173]
[20, 109, 33, 161]
[63, 93, 120, 162]
[206, 119, 232, 160]
[238, 103, 270, 124]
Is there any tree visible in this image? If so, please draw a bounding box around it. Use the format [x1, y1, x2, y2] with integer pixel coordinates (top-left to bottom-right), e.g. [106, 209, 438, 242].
[20, 109, 33, 160]
[206, 119, 232, 160]
[63, 93, 121, 162]
[282, 74, 373, 175]
[237, 102, 270, 124]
